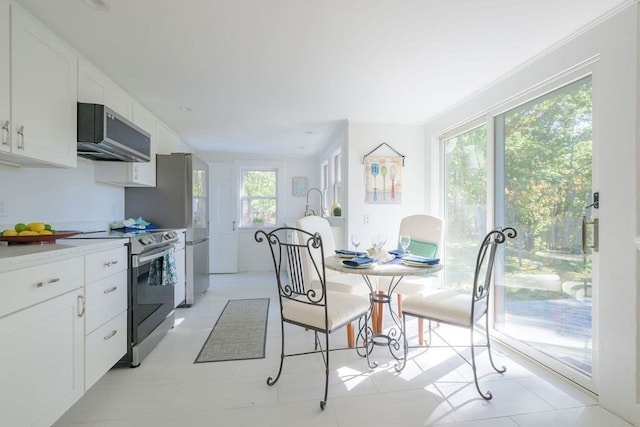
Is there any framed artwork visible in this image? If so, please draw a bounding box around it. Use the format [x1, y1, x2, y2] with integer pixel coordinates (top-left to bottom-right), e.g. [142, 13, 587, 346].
[364, 156, 403, 204]
[292, 176, 308, 197]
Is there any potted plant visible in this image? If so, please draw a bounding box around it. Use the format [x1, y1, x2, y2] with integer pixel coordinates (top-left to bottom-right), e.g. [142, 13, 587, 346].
[252, 213, 265, 226]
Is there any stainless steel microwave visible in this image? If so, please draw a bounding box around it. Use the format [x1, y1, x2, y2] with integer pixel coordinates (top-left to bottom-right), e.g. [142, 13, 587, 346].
[77, 103, 151, 162]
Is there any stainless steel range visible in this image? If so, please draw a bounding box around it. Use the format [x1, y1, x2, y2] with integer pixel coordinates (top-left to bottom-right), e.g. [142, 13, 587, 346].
[68, 229, 179, 367]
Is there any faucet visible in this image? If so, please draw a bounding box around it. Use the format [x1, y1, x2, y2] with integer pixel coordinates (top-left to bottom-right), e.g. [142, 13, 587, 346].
[304, 187, 325, 216]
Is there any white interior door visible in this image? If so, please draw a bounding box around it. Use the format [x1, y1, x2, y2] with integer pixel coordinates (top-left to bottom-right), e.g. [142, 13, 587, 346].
[209, 162, 238, 273]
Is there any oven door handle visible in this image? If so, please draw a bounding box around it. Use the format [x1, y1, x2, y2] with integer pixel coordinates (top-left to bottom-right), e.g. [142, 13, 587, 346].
[133, 246, 174, 267]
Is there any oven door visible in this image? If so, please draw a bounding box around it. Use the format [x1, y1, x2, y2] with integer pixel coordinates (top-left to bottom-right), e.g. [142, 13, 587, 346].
[130, 246, 176, 345]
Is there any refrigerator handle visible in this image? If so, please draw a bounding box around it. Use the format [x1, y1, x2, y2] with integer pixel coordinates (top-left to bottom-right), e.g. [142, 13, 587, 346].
[232, 220, 236, 231]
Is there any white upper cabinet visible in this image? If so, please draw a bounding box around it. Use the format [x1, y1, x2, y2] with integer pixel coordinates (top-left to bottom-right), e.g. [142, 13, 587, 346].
[155, 120, 180, 155]
[130, 102, 157, 186]
[0, 2, 78, 168]
[0, 1, 9, 154]
[77, 58, 133, 120]
[81, 58, 157, 187]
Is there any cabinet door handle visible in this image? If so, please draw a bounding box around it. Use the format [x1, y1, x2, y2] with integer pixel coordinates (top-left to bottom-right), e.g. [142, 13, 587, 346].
[35, 277, 61, 288]
[103, 286, 118, 294]
[104, 260, 119, 267]
[232, 220, 236, 231]
[103, 330, 118, 340]
[77, 295, 86, 317]
[1, 120, 8, 146]
[16, 125, 24, 149]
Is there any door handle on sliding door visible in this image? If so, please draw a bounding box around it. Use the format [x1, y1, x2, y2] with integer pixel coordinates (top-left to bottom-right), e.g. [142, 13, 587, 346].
[582, 216, 599, 257]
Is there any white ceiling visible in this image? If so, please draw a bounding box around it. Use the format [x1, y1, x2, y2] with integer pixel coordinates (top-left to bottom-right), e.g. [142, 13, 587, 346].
[14, 0, 631, 156]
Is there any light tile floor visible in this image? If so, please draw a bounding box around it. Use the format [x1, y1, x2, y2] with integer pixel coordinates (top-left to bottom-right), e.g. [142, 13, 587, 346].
[55, 272, 631, 427]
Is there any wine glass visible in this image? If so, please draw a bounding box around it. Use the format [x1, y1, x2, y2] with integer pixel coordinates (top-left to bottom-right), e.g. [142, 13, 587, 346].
[399, 235, 411, 254]
[351, 234, 361, 253]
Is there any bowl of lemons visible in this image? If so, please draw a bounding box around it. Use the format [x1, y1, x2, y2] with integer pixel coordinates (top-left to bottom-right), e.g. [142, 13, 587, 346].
[1, 222, 80, 244]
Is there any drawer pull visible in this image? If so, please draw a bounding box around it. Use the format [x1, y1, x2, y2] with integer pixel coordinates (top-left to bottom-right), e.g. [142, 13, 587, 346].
[104, 260, 119, 267]
[77, 295, 86, 317]
[103, 330, 118, 340]
[16, 125, 24, 149]
[35, 277, 61, 288]
[1, 120, 8, 146]
[103, 286, 118, 294]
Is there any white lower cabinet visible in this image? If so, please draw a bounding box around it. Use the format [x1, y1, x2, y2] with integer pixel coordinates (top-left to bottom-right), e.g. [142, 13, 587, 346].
[0, 242, 129, 426]
[83, 246, 128, 391]
[0, 259, 84, 427]
[85, 310, 127, 390]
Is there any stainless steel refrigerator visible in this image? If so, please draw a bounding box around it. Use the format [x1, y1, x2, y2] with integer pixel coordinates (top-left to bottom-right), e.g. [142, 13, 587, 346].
[125, 153, 209, 306]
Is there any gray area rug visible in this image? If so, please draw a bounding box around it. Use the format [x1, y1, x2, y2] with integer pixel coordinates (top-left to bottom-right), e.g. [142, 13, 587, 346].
[194, 298, 269, 363]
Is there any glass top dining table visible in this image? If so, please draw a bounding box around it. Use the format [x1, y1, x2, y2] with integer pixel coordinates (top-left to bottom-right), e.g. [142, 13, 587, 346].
[324, 254, 442, 279]
[324, 254, 442, 370]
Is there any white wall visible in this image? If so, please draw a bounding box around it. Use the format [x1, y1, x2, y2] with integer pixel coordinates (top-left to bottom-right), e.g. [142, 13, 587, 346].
[346, 121, 428, 252]
[423, 4, 639, 424]
[0, 158, 123, 231]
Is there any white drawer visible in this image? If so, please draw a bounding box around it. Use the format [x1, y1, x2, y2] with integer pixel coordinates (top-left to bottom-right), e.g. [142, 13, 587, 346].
[85, 270, 128, 334]
[85, 246, 128, 283]
[85, 310, 127, 391]
[0, 257, 84, 318]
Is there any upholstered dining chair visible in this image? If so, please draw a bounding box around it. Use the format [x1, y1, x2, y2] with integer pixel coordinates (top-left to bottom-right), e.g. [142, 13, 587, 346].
[296, 215, 371, 347]
[380, 214, 444, 343]
[400, 227, 517, 400]
[255, 227, 369, 410]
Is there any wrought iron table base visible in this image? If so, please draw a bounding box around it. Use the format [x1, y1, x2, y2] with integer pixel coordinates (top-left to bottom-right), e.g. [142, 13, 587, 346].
[355, 275, 405, 371]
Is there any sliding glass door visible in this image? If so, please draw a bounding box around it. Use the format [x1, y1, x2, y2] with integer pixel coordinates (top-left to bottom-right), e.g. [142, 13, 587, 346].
[494, 76, 594, 381]
[443, 75, 595, 387]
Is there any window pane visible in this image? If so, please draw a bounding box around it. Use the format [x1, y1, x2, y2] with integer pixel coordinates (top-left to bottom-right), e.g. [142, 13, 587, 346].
[443, 124, 487, 292]
[495, 76, 593, 375]
[241, 169, 277, 226]
[243, 170, 276, 196]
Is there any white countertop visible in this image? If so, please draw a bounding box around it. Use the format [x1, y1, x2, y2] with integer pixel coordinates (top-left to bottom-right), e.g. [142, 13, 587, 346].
[0, 238, 129, 273]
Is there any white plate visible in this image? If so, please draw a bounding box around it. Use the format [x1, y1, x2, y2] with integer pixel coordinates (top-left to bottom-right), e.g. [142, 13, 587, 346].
[402, 260, 439, 268]
[337, 253, 356, 258]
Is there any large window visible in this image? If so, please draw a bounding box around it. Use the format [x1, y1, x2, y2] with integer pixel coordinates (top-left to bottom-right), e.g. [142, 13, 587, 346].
[442, 75, 594, 386]
[443, 124, 488, 293]
[240, 169, 277, 226]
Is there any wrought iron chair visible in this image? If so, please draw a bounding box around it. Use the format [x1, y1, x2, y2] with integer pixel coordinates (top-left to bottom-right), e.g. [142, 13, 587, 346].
[255, 227, 370, 410]
[400, 227, 517, 400]
[296, 215, 371, 347]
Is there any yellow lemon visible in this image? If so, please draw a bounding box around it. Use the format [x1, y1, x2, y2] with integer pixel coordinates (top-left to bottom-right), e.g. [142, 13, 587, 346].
[14, 223, 27, 233]
[38, 230, 53, 235]
[18, 230, 38, 236]
[28, 222, 46, 232]
[2, 229, 18, 236]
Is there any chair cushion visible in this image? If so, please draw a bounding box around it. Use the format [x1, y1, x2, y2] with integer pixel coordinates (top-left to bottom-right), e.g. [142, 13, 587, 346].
[282, 291, 370, 331]
[402, 290, 487, 326]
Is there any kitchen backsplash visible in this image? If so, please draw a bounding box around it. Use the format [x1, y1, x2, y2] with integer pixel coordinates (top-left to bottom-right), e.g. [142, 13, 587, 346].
[0, 158, 124, 231]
